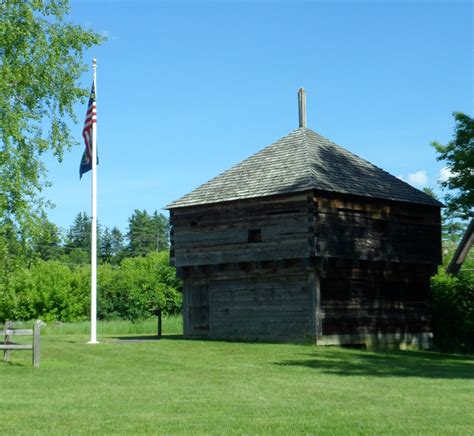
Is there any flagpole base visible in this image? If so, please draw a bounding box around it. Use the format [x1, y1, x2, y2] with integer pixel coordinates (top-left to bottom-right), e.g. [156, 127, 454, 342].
[88, 340, 100, 345]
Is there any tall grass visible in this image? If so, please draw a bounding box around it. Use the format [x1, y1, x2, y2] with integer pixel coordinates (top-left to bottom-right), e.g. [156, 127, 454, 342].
[6, 315, 183, 336]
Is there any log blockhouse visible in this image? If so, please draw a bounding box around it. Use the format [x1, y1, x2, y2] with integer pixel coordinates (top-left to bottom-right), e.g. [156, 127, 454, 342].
[167, 90, 442, 348]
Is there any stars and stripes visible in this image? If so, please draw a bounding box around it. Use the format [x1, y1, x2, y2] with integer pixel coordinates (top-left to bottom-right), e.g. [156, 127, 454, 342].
[79, 82, 98, 178]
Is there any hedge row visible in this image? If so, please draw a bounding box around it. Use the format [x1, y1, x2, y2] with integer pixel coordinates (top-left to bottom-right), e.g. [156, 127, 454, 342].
[431, 270, 474, 352]
[0, 252, 182, 323]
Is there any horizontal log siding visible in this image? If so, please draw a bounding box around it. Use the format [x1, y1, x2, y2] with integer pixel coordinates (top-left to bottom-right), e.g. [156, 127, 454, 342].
[321, 303, 431, 335]
[320, 261, 432, 335]
[208, 272, 310, 341]
[314, 196, 441, 264]
[171, 191, 440, 343]
[171, 195, 310, 267]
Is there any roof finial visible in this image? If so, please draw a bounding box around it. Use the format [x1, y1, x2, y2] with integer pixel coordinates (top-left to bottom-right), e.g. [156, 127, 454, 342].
[298, 88, 307, 128]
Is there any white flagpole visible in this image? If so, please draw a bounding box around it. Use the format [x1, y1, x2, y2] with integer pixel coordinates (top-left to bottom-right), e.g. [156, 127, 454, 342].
[89, 58, 99, 344]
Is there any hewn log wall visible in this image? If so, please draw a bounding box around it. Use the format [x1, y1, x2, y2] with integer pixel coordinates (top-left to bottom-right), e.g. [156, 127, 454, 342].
[171, 192, 442, 269]
[170, 191, 441, 343]
[182, 266, 311, 341]
[313, 195, 441, 264]
[171, 194, 310, 267]
[319, 260, 432, 336]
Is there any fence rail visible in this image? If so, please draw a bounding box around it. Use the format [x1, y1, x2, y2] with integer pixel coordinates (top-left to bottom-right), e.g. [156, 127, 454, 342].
[1, 320, 41, 368]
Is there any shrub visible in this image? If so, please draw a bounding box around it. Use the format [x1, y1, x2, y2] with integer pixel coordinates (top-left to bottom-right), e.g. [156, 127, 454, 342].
[0, 251, 182, 323]
[0, 261, 89, 322]
[98, 252, 182, 320]
[431, 269, 474, 352]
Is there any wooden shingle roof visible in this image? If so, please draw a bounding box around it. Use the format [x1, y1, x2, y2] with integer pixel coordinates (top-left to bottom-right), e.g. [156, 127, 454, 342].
[167, 127, 442, 209]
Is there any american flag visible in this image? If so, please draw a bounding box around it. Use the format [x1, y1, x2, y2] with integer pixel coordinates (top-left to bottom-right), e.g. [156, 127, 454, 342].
[79, 82, 98, 178]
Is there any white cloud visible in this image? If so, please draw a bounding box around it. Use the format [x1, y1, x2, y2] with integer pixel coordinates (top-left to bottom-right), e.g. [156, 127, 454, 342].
[438, 167, 453, 183]
[407, 170, 428, 187]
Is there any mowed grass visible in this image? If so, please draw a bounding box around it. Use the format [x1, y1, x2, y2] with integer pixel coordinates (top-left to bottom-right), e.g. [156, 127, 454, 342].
[1, 318, 473, 435]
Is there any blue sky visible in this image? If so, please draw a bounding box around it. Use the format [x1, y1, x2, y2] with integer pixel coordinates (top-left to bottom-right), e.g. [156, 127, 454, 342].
[43, 0, 473, 232]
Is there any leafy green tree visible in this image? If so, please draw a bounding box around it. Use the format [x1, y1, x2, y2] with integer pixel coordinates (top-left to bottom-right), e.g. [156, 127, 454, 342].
[127, 210, 169, 257]
[0, 0, 104, 247]
[0, 219, 31, 291]
[98, 251, 182, 320]
[32, 213, 63, 261]
[422, 187, 467, 244]
[432, 112, 474, 218]
[0, 251, 182, 322]
[0, 260, 89, 323]
[442, 211, 468, 245]
[1, 213, 63, 296]
[430, 114, 473, 351]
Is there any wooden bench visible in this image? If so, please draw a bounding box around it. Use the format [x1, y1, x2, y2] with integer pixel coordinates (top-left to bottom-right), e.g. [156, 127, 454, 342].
[1, 320, 41, 368]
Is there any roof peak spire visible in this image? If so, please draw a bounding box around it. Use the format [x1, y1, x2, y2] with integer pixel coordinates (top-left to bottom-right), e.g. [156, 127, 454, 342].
[298, 88, 307, 128]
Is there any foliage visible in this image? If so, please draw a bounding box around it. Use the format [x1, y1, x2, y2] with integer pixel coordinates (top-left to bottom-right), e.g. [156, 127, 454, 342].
[98, 251, 182, 320]
[58, 247, 90, 266]
[423, 186, 467, 243]
[0, 0, 104, 298]
[100, 226, 125, 264]
[32, 213, 64, 261]
[64, 212, 93, 253]
[422, 187, 437, 200]
[0, 251, 182, 323]
[127, 209, 169, 256]
[442, 210, 468, 244]
[431, 269, 474, 352]
[63, 213, 126, 265]
[0, 0, 104, 234]
[2, 208, 170, 269]
[0, 207, 174, 323]
[432, 112, 474, 218]
[0, 219, 32, 282]
[0, 260, 89, 323]
[100, 228, 114, 264]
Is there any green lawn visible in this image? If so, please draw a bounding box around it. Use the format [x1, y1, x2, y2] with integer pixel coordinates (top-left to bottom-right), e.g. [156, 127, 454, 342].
[1, 319, 473, 435]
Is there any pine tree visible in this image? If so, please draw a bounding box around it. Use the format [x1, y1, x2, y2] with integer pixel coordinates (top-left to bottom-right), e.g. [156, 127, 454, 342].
[110, 227, 125, 263]
[65, 212, 92, 252]
[127, 210, 169, 257]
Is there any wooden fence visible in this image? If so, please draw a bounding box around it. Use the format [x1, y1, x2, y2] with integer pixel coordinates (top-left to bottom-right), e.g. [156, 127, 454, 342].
[0, 320, 41, 368]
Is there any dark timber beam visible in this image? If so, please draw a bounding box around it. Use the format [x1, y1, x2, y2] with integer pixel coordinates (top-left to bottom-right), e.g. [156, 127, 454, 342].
[446, 218, 474, 275]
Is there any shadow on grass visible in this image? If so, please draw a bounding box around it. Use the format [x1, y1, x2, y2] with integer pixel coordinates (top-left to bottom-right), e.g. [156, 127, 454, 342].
[112, 334, 185, 342]
[112, 334, 291, 345]
[276, 349, 474, 379]
[1, 361, 24, 367]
